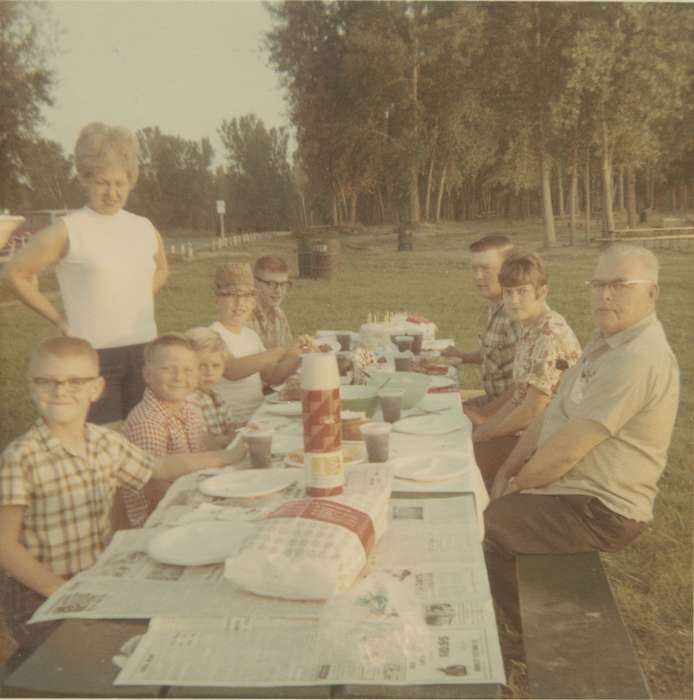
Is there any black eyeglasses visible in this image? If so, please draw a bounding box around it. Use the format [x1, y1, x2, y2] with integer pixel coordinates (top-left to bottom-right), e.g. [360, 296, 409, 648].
[31, 377, 99, 392]
[255, 277, 292, 291]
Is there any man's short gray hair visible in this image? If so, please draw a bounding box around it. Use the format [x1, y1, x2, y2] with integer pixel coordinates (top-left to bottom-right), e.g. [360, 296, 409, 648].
[598, 244, 659, 283]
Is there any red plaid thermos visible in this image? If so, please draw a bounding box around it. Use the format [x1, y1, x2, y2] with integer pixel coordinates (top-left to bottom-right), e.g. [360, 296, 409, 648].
[301, 353, 343, 497]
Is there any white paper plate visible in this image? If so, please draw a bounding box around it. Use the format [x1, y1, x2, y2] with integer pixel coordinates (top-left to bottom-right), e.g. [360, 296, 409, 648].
[147, 520, 254, 566]
[393, 413, 466, 435]
[265, 403, 302, 417]
[265, 392, 301, 405]
[199, 469, 298, 498]
[427, 375, 456, 390]
[391, 452, 469, 482]
[284, 441, 366, 469]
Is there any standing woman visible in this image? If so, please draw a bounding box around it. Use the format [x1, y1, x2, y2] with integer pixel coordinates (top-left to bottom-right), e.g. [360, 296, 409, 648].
[4, 123, 169, 424]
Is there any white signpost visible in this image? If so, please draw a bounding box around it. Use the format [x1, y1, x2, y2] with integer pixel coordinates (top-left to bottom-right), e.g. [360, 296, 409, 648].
[216, 200, 226, 238]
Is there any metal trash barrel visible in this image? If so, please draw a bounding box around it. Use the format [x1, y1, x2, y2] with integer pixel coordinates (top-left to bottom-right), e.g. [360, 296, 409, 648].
[396, 224, 414, 251]
[297, 235, 314, 278]
[313, 238, 340, 279]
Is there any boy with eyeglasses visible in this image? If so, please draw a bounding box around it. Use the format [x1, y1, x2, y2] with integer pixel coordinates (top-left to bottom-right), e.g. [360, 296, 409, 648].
[210, 261, 304, 423]
[0, 336, 245, 650]
[249, 256, 294, 349]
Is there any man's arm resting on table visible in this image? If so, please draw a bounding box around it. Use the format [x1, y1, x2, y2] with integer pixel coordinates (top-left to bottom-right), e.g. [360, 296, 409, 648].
[473, 386, 550, 441]
[0, 505, 66, 597]
[150, 440, 245, 481]
[504, 418, 610, 494]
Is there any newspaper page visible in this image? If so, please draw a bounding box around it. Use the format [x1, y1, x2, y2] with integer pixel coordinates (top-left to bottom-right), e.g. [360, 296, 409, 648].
[31, 495, 487, 624]
[114, 614, 505, 687]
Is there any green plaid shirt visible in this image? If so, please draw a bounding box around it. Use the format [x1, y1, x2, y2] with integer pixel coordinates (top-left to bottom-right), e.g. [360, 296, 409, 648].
[479, 301, 522, 400]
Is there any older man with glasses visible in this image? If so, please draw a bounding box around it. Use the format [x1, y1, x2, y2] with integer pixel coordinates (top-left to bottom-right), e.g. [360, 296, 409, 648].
[249, 256, 294, 350]
[483, 245, 680, 634]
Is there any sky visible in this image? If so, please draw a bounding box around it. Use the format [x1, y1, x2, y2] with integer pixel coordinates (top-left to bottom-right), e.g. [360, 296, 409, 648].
[42, 0, 289, 161]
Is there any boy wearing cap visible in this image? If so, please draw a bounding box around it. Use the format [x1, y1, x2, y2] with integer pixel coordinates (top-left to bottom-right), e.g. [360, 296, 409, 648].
[210, 261, 304, 423]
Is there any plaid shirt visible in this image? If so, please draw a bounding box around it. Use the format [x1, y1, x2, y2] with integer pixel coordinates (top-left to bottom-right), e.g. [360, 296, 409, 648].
[186, 389, 234, 435]
[122, 388, 205, 526]
[249, 304, 293, 349]
[0, 419, 152, 576]
[479, 301, 522, 400]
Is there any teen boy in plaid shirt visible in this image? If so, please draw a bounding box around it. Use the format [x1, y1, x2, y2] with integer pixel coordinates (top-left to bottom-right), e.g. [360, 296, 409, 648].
[0, 336, 244, 650]
[442, 235, 521, 402]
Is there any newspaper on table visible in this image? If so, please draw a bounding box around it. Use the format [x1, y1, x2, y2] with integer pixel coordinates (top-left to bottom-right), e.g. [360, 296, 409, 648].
[114, 611, 504, 687]
[30, 493, 489, 625]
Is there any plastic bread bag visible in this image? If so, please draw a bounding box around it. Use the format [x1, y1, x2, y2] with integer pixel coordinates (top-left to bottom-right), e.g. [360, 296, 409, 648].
[224, 464, 392, 600]
[315, 570, 429, 669]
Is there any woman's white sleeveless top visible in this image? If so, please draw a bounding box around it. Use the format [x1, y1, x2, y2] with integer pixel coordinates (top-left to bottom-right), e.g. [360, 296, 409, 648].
[56, 207, 158, 349]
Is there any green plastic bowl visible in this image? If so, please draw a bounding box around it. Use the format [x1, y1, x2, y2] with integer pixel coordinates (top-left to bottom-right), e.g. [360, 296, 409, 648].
[339, 385, 378, 417]
[366, 371, 431, 409]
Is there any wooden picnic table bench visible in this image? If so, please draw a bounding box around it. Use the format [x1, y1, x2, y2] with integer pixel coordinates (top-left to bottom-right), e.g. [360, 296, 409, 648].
[518, 551, 651, 699]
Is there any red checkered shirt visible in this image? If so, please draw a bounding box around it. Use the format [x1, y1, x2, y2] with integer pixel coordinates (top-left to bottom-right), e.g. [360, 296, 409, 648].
[122, 388, 205, 526]
[0, 419, 152, 576]
[186, 389, 234, 435]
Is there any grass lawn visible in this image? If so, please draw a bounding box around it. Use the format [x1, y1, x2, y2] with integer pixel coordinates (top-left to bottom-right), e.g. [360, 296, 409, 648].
[0, 218, 692, 698]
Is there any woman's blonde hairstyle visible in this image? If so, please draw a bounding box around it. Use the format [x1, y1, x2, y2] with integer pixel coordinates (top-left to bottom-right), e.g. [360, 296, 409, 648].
[74, 122, 140, 185]
[184, 327, 228, 356]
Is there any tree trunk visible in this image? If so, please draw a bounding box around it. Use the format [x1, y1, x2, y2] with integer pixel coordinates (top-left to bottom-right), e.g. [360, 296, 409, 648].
[681, 183, 689, 213]
[349, 191, 358, 225]
[599, 117, 616, 236]
[618, 164, 625, 212]
[557, 165, 565, 216]
[648, 168, 655, 210]
[435, 164, 447, 223]
[670, 186, 677, 212]
[540, 153, 557, 247]
[584, 148, 591, 244]
[424, 151, 435, 222]
[569, 146, 578, 246]
[330, 191, 340, 226]
[626, 166, 637, 228]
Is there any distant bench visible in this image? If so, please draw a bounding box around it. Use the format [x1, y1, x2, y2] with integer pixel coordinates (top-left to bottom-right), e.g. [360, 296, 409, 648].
[594, 226, 694, 249]
[517, 552, 651, 699]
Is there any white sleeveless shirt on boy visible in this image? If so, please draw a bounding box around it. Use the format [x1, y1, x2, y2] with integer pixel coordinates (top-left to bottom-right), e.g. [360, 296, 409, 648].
[56, 207, 158, 349]
[210, 321, 265, 423]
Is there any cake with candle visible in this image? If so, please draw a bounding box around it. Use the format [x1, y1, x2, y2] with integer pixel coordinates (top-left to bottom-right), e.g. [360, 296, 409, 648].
[358, 312, 437, 349]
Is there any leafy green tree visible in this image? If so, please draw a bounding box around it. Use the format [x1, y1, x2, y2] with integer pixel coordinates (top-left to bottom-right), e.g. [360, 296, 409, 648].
[218, 114, 296, 231]
[0, 1, 57, 207]
[132, 127, 215, 229]
[18, 139, 80, 209]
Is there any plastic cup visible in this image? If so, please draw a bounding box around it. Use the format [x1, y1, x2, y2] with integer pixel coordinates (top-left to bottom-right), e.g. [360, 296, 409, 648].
[336, 332, 352, 351]
[378, 389, 403, 423]
[360, 422, 392, 463]
[243, 425, 275, 468]
[394, 335, 414, 352]
[409, 331, 424, 355]
[394, 351, 414, 372]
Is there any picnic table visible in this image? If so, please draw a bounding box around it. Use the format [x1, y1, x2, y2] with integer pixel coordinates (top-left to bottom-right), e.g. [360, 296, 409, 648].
[3, 374, 504, 698]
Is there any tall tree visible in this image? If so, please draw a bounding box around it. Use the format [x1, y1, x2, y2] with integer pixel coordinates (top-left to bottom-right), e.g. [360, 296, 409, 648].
[218, 114, 296, 231]
[0, 1, 57, 207]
